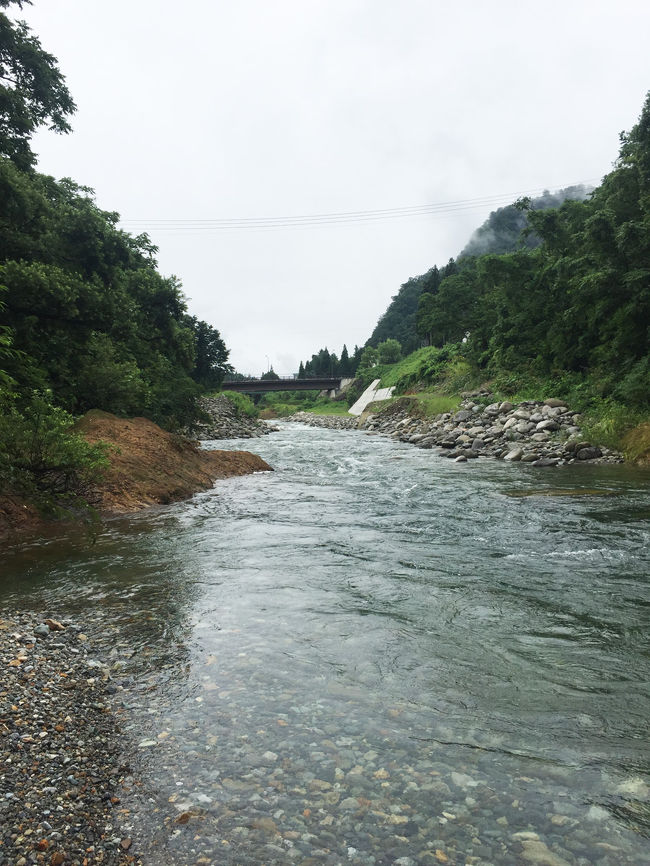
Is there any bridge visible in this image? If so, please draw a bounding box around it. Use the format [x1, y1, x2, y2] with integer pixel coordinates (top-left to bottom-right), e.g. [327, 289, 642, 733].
[222, 376, 349, 394]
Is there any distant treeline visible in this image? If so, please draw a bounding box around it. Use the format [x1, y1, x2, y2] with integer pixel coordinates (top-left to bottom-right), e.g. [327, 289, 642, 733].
[298, 345, 361, 378]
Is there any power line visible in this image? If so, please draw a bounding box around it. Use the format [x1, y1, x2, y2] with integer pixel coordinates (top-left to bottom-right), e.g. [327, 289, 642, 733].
[119, 181, 597, 233]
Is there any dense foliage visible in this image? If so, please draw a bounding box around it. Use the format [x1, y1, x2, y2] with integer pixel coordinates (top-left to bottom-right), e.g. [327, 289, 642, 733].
[0, 0, 76, 170]
[365, 187, 591, 357]
[0, 160, 232, 429]
[0, 390, 109, 509]
[416, 95, 650, 410]
[0, 2, 232, 514]
[300, 344, 360, 378]
[0, 2, 231, 434]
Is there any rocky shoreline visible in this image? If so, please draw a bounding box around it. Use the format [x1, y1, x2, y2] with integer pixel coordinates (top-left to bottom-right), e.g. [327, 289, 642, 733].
[193, 395, 276, 440]
[0, 613, 141, 866]
[286, 394, 623, 466]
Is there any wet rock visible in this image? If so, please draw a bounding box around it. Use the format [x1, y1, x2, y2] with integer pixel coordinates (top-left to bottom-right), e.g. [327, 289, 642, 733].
[520, 838, 572, 866]
[44, 618, 65, 631]
[577, 446, 603, 460]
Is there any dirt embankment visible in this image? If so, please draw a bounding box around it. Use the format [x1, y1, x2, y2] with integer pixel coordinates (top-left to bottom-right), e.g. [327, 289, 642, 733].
[0, 411, 272, 539]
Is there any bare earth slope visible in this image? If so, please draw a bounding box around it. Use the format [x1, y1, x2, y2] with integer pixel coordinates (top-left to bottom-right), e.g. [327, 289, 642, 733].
[0, 411, 272, 538]
[77, 411, 271, 513]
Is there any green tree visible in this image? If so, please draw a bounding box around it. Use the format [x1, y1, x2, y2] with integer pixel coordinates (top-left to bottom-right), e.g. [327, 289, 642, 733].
[358, 345, 378, 373]
[339, 344, 351, 376]
[377, 338, 402, 364]
[186, 315, 231, 389]
[0, 0, 76, 169]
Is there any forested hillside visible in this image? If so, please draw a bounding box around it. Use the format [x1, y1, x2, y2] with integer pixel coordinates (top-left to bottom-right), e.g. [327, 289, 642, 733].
[459, 185, 590, 257]
[0, 0, 231, 430]
[416, 95, 650, 410]
[0, 0, 231, 511]
[300, 96, 648, 420]
[366, 185, 590, 356]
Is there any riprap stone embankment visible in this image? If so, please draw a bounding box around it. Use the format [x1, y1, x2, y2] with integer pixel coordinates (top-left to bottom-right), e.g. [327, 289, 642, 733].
[193, 395, 277, 440]
[288, 396, 623, 466]
[285, 412, 358, 431]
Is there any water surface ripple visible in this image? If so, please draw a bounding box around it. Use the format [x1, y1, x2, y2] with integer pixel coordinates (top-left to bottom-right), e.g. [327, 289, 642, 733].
[2, 423, 650, 865]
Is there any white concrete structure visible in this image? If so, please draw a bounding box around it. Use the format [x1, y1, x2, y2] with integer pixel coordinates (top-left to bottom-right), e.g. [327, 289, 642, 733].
[348, 379, 395, 416]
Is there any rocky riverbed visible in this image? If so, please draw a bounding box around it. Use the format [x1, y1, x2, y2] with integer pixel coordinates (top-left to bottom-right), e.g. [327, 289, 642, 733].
[0, 613, 142, 866]
[288, 394, 623, 465]
[193, 396, 277, 440]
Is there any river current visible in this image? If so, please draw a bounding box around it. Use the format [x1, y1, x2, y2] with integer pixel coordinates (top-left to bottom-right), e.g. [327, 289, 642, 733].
[2, 423, 650, 865]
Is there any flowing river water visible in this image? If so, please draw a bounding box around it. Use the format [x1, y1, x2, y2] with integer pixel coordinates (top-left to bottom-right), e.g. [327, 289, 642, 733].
[2, 423, 650, 865]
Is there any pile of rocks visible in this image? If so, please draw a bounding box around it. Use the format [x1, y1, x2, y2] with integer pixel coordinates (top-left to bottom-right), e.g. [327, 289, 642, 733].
[193, 395, 276, 440]
[0, 613, 140, 866]
[286, 411, 358, 431]
[286, 396, 622, 465]
[362, 397, 622, 466]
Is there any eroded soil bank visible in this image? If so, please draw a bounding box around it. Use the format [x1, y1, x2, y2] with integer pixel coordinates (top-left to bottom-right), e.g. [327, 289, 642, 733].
[0, 412, 272, 541]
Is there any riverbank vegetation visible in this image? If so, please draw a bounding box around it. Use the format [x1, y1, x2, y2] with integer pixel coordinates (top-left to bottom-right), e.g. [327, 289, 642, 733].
[0, 1, 234, 520]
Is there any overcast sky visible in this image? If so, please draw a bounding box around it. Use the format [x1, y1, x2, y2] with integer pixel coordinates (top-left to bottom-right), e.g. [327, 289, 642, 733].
[21, 0, 650, 376]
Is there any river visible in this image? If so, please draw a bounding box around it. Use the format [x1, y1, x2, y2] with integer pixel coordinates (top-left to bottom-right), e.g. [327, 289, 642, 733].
[2, 422, 650, 865]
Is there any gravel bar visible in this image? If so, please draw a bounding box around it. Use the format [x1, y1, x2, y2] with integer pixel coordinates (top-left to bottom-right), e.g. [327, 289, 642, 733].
[0, 612, 142, 866]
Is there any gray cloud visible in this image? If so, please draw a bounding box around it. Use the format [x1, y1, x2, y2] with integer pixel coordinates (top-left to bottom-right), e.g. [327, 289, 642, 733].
[23, 0, 650, 374]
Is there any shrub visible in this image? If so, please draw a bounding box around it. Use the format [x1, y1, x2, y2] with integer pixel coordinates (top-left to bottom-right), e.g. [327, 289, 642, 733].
[221, 391, 258, 418]
[0, 392, 109, 510]
[377, 338, 402, 365]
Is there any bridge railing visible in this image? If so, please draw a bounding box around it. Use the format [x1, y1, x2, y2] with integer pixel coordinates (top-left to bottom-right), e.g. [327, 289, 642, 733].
[222, 377, 344, 393]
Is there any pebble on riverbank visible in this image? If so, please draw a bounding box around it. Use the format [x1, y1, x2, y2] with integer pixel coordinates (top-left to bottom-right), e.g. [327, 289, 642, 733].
[287, 395, 624, 465]
[0, 613, 141, 866]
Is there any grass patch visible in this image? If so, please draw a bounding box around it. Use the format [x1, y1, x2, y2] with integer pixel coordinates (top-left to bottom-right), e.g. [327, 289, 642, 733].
[366, 345, 462, 391]
[220, 391, 259, 418]
[304, 400, 353, 416]
[622, 422, 650, 464]
[257, 402, 303, 417]
[411, 392, 461, 415]
[360, 391, 459, 419]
